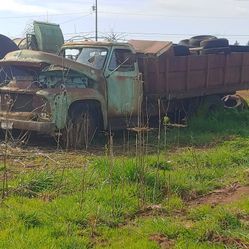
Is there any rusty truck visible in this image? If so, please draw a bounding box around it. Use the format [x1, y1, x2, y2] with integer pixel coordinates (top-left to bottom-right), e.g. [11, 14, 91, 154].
[0, 38, 249, 148]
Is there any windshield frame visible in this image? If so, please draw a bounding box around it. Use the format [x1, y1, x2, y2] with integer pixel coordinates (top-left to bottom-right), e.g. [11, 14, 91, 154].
[60, 46, 109, 70]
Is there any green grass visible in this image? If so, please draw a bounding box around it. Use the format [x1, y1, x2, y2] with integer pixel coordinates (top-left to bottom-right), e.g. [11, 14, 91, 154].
[160, 108, 249, 147]
[0, 108, 249, 248]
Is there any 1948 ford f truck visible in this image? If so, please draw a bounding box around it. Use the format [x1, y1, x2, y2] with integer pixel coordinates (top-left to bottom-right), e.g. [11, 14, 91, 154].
[0, 39, 249, 148]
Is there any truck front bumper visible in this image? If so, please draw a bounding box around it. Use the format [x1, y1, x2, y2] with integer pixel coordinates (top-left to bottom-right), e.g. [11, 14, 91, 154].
[0, 117, 55, 135]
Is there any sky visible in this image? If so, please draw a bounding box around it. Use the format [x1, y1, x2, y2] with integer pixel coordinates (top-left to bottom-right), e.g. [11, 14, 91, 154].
[1, 0, 249, 44]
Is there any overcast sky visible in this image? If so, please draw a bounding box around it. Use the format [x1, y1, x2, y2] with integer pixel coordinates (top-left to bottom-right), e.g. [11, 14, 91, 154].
[1, 0, 249, 44]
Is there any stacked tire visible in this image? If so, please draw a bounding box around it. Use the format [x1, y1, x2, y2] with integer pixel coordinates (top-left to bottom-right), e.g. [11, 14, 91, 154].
[179, 35, 231, 55]
[189, 35, 217, 47]
[200, 38, 230, 55]
[178, 39, 193, 48]
[177, 35, 249, 56]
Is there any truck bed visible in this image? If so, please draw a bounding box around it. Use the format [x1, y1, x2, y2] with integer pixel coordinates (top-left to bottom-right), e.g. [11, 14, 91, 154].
[138, 52, 249, 99]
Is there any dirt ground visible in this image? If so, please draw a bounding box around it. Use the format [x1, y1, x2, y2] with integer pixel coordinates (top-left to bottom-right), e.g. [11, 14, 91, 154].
[189, 182, 249, 207]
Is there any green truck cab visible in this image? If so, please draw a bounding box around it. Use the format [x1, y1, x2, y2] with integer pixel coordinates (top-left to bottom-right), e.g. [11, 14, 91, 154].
[0, 40, 142, 148]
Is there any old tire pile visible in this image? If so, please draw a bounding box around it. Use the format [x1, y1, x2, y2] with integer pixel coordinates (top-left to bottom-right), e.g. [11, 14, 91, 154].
[179, 35, 232, 55]
[189, 35, 217, 47]
[178, 36, 216, 48]
[200, 38, 230, 55]
[200, 38, 228, 48]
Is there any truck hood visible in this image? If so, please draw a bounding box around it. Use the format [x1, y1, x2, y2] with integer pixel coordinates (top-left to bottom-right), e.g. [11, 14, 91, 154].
[0, 49, 103, 82]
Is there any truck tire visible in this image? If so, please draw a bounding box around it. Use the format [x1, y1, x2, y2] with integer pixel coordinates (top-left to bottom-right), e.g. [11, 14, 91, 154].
[0, 34, 19, 59]
[185, 97, 201, 119]
[189, 35, 217, 47]
[196, 95, 224, 117]
[0, 35, 21, 82]
[178, 39, 193, 47]
[200, 47, 231, 55]
[62, 103, 97, 149]
[200, 38, 229, 49]
[222, 94, 248, 110]
[173, 45, 190, 56]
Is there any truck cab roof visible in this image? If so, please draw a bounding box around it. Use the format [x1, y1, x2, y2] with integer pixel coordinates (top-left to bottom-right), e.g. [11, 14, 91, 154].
[61, 40, 133, 50]
[61, 39, 173, 57]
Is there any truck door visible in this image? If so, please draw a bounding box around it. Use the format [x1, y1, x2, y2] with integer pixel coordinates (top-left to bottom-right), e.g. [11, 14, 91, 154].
[105, 48, 142, 122]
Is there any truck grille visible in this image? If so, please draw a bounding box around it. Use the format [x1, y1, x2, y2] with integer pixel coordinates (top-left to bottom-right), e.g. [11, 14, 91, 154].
[0, 93, 50, 120]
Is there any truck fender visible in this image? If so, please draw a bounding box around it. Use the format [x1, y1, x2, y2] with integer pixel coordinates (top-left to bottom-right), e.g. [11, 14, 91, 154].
[37, 88, 108, 130]
[68, 99, 107, 130]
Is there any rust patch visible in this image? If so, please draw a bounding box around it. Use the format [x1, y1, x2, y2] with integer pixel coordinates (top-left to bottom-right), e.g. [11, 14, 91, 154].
[129, 40, 173, 56]
[0, 49, 104, 82]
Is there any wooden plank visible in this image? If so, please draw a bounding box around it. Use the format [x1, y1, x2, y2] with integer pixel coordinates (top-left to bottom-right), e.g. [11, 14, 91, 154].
[205, 55, 210, 89]
[240, 53, 245, 85]
[144, 51, 249, 100]
[143, 57, 149, 92]
[223, 54, 228, 86]
[155, 57, 160, 93]
[165, 57, 169, 94]
[186, 56, 190, 91]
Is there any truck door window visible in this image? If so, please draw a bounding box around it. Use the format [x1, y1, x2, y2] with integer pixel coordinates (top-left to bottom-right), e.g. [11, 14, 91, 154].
[109, 49, 134, 71]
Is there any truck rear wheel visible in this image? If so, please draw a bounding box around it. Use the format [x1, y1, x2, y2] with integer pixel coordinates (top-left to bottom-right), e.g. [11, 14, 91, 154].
[62, 104, 97, 149]
[196, 95, 224, 117]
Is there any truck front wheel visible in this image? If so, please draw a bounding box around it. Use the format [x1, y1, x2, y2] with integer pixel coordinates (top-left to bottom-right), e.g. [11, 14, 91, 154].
[62, 104, 97, 149]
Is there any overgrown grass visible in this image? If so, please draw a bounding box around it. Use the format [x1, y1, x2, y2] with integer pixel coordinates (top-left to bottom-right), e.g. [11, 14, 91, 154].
[0, 108, 249, 248]
[159, 108, 249, 147]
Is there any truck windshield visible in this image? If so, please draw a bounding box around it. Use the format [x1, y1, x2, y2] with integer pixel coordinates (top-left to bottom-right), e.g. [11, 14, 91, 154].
[62, 47, 108, 70]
